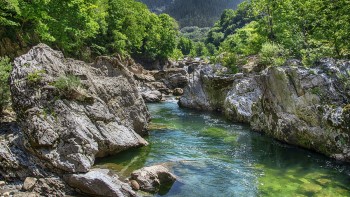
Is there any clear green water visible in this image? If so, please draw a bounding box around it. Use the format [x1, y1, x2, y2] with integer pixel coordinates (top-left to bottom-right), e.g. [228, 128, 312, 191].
[95, 101, 350, 197]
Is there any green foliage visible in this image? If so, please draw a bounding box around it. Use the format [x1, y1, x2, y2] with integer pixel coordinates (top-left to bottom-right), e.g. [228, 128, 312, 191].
[259, 42, 288, 66]
[170, 48, 184, 61]
[180, 26, 210, 42]
[26, 70, 45, 84]
[177, 37, 193, 56]
[53, 75, 82, 94]
[0, 57, 12, 114]
[207, 0, 350, 65]
[141, 0, 244, 27]
[0, 0, 20, 26]
[219, 52, 239, 74]
[220, 21, 265, 56]
[1, 0, 179, 62]
[206, 2, 255, 48]
[189, 42, 209, 58]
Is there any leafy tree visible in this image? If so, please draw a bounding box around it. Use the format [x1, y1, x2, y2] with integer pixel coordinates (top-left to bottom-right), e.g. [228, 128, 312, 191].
[190, 42, 209, 57]
[220, 21, 266, 56]
[177, 37, 193, 55]
[0, 57, 12, 115]
[0, 0, 20, 26]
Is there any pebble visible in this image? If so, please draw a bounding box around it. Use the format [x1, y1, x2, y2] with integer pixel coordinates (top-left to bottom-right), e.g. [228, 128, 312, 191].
[130, 180, 140, 191]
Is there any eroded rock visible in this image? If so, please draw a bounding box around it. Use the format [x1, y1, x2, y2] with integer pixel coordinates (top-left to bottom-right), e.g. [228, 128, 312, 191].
[10, 44, 150, 174]
[179, 58, 350, 161]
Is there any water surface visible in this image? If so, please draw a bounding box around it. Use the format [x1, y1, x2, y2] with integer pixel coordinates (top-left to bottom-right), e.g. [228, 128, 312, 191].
[96, 101, 350, 197]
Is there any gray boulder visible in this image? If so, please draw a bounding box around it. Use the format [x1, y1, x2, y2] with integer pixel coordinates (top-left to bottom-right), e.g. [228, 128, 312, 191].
[130, 165, 176, 193]
[179, 58, 350, 161]
[251, 62, 350, 161]
[141, 91, 162, 103]
[64, 169, 137, 197]
[10, 44, 150, 174]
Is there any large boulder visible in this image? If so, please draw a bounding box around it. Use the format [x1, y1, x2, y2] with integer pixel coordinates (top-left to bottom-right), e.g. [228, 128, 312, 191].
[179, 64, 240, 113]
[179, 58, 350, 161]
[64, 169, 137, 197]
[130, 165, 176, 193]
[10, 44, 150, 174]
[251, 60, 350, 161]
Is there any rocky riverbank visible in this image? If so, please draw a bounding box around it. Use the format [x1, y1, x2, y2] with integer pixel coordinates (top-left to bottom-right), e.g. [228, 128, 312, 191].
[0, 44, 176, 196]
[179, 59, 350, 162]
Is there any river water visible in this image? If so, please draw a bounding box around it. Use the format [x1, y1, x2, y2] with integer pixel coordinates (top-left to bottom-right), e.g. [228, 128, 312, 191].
[96, 101, 350, 197]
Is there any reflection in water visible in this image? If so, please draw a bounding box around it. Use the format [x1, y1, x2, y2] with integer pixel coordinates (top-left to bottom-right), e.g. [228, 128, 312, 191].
[95, 101, 350, 196]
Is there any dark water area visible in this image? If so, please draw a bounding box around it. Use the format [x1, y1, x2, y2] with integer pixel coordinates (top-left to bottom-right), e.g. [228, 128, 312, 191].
[96, 101, 350, 197]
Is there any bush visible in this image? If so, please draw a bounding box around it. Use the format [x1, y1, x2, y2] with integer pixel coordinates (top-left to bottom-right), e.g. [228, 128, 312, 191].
[300, 40, 334, 67]
[219, 52, 239, 74]
[0, 57, 12, 115]
[53, 75, 81, 94]
[26, 70, 46, 84]
[259, 42, 289, 66]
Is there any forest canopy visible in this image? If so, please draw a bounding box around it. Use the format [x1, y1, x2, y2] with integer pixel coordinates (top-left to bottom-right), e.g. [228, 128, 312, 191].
[0, 0, 179, 61]
[205, 0, 350, 67]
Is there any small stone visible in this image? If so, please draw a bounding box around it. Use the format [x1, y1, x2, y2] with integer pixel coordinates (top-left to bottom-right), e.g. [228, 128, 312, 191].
[173, 88, 184, 96]
[130, 180, 140, 191]
[16, 185, 22, 190]
[23, 177, 37, 191]
[0, 181, 5, 186]
[3, 192, 10, 197]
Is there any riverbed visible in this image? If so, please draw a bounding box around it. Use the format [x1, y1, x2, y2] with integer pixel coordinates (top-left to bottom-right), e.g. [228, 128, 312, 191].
[96, 101, 350, 196]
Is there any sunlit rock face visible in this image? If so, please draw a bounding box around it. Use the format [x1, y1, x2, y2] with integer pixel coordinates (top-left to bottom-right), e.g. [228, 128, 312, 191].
[10, 44, 150, 174]
[180, 59, 350, 161]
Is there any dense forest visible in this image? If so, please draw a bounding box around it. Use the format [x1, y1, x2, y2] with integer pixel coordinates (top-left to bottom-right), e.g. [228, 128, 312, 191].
[0, 0, 179, 62]
[202, 0, 350, 70]
[139, 0, 243, 27]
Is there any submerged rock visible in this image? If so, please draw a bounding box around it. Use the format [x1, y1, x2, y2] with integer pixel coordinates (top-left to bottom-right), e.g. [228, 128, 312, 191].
[130, 165, 176, 193]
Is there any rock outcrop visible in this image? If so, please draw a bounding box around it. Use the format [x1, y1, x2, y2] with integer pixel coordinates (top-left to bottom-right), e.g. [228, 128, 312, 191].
[130, 165, 176, 193]
[251, 60, 350, 161]
[10, 44, 149, 174]
[124, 58, 189, 102]
[179, 59, 350, 161]
[0, 44, 151, 196]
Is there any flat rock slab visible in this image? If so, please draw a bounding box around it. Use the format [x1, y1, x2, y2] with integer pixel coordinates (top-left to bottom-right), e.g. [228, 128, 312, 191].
[65, 169, 137, 197]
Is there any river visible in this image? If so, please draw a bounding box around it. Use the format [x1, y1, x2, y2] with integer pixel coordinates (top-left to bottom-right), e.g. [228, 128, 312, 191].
[96, 101, 350, 196]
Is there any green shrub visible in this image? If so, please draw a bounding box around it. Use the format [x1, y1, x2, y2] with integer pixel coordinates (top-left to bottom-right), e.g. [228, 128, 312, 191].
[301, 41, 334, 67]
[27, 70, 45, 84]
[53, 75, 81, 94]
[259, 42, 288, 66]
[170, 48, 184, 61]
[0, 57, 12, 115]
[219, 52, 239, 74]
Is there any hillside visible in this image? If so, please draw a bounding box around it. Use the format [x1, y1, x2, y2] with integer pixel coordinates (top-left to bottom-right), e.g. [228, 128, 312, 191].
[139, 0, 244, 27]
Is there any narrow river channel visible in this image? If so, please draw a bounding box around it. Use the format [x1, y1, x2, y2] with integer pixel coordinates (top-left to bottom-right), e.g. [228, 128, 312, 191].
[96, 101, 350, 196]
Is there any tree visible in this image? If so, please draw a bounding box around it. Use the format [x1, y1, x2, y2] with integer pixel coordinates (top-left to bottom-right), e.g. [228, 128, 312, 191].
[0, 57, 12, 115]
[0, 0, 20, 26]
[177, 37, 193, 55]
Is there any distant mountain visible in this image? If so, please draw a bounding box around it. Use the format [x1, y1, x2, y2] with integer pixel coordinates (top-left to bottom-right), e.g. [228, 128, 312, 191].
[138, 0, 244, 27]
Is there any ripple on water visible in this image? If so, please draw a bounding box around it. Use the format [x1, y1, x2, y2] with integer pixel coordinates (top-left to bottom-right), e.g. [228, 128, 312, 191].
[95, 102, 350, 197]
